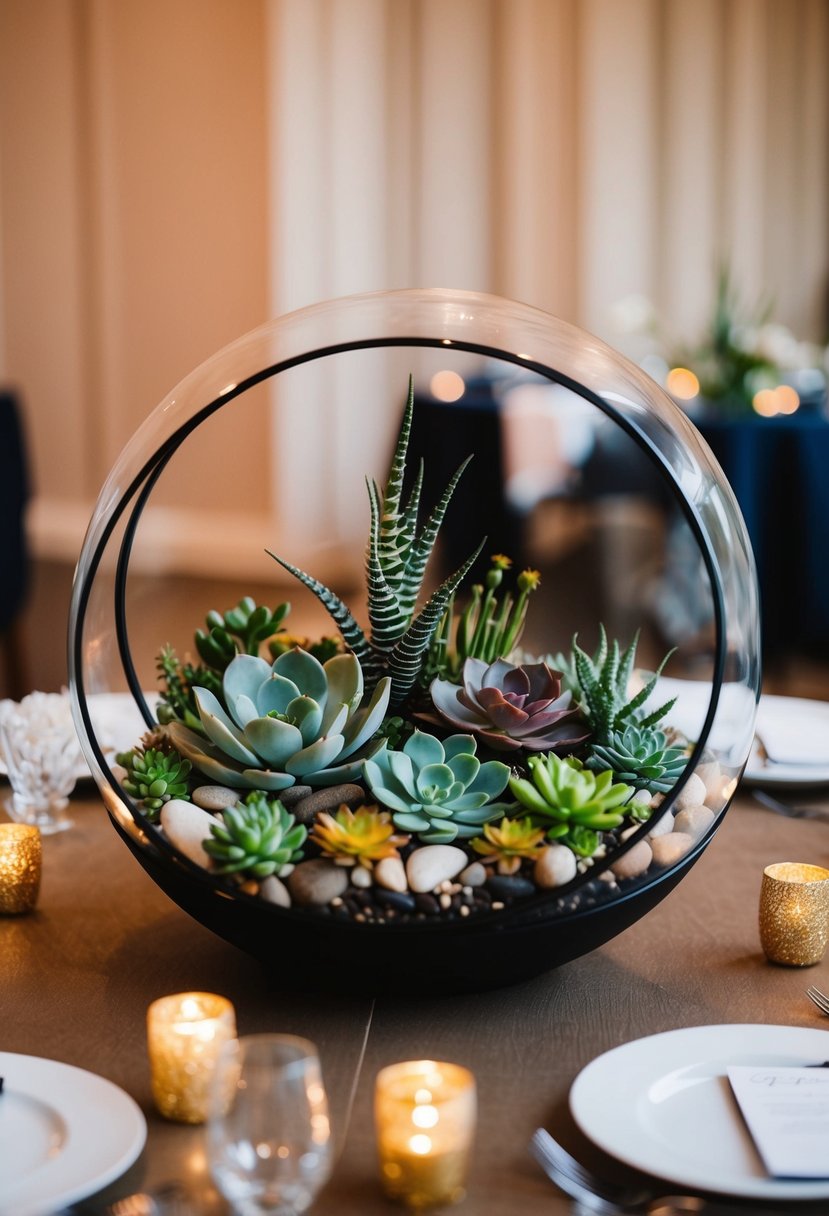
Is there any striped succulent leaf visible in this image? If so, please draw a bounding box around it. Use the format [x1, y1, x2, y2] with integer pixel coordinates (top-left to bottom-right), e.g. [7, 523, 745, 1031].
[365, 478, 410, 652]
[386, 540, 483, 708]
[396, 454, 473, 624]
[265, 549, 370, 667]
[376, 376, 415, 585]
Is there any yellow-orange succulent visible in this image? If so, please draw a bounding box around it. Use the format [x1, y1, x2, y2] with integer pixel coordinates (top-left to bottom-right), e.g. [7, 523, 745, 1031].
[311, 804, 409, 868]
[470, 816, 546, 875]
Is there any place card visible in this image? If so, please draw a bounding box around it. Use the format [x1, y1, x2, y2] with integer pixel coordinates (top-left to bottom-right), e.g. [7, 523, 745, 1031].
[728, 1065, 829, 1178]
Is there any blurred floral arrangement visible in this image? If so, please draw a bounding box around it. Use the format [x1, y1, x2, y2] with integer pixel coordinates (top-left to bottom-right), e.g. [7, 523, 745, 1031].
[613, 266, 828, 418]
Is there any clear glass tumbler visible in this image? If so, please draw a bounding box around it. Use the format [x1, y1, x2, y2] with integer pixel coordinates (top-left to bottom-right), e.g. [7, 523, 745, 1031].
[207, 1034, 332, 1216]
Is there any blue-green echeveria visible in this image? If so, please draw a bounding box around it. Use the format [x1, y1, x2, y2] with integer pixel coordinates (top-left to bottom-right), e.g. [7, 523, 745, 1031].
[363, 729, 510, 844]
[167, 647, 390, 791]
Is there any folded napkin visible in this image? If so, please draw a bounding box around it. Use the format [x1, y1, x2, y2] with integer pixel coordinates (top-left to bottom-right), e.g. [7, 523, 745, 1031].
[756, 701, 829, 766]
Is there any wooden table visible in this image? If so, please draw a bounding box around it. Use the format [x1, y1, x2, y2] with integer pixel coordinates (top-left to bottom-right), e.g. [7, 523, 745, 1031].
[3, 789, 828, 1215]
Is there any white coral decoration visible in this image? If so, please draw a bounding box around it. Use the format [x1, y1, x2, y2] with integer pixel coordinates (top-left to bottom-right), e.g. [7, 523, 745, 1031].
[0, 690, 83, 825]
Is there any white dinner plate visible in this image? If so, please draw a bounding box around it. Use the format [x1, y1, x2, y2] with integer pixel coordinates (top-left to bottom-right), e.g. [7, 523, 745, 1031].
[570, 1024, 829, 1202]
[0, 1052, 146, 1216]
[0, 691, 160, 783]
[743, 694, 829, 788]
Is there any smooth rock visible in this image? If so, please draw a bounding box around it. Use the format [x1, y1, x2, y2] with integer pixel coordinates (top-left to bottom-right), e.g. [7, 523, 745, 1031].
[259, 875, 291, 907]
[292, 783, 366, 824]
[534, 845, 577, 889]
[160, 800, 217, 869]
[650, 831, 694, 867]
[375, 856, 408, 893]
[406, 845, 467, 893]
[111, 762, 128, 783]
[486, 874, 536, 900]
[459, 862, 487, 888]
[646, 810, 675, 839]
[287, 860, 350, 906]
[376, 890, 417, 914]
[695, 761, 723, 803]
[672, 772, 707, 811]
[414, 893, 440, 915]
[610, 839, 653, 880]
[673, 805, 715, 840]
[350, 865, 373, 889]
[629, 790, 652, 809]
[275, 784, 312, 808]
[192, 784, 240, 811]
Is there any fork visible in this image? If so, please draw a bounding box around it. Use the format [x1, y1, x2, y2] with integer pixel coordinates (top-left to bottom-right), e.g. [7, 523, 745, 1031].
[807, 985, 829, 1017]
[529, 1127, 799, 1215]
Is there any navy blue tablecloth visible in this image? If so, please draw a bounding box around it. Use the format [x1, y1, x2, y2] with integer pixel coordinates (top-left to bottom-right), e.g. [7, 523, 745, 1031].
[695, 410, 829, 656]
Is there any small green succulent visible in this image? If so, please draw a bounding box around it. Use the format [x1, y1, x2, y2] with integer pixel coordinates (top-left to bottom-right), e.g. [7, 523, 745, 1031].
[587, 725, 687, 793]
[202, 792, 307, 878]
[509, 752, 632, 836]
[364, 729, 510, 845]
[115, 746, 192, 819]
[195, 597, 291, 671]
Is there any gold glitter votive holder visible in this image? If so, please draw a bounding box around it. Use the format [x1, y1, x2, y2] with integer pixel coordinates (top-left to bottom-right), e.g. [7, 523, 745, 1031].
[375, 1060, 476, 1209]
[147, 992, 237, 1123]
[0, 823, 42, 914]
[759, 862, 829, 966]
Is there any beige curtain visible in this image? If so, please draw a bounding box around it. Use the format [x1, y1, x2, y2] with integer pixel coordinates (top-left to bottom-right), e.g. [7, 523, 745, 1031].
[1, 0, 826, 571]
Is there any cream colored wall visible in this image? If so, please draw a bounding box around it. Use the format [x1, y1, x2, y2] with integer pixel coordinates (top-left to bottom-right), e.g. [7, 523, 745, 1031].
[1, 0, 827, 576]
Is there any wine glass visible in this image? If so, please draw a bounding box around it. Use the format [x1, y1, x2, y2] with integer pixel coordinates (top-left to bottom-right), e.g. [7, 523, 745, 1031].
[207, 1034, 332, 1215]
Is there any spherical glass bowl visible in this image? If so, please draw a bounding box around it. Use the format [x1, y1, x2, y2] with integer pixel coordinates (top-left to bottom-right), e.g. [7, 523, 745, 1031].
[69, 289, 760, 993]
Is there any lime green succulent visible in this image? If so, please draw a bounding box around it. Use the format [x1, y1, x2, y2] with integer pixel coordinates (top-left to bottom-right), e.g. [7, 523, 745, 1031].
[115, 746, 191, 819]
[508, 752, 632, 837]
[202, 792, 306, 879]
[195, 597, 290, 671]
[470, 815, 546, 874]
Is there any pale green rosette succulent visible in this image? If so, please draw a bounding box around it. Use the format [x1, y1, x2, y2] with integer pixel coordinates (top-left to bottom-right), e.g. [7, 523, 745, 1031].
[167, 647, 390, 791]
[364, 729, 510, 845]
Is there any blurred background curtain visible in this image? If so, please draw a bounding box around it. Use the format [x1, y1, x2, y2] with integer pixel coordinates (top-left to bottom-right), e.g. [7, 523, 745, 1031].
[0, 0, 826, 575]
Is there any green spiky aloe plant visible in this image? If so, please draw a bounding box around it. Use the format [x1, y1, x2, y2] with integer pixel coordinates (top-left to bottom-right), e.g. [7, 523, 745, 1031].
[566, 626, 676, 741]
[267, 378, 482, 710]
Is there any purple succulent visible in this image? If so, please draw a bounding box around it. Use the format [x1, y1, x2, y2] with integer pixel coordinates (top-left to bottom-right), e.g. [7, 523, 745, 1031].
[429, 657, 588, 753]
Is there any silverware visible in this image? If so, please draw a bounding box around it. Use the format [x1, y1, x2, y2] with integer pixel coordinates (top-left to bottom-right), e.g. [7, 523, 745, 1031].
[107, 1183, 194, 1216]
[807, 985, 829, 1017]
[529, 1127, 795, 1215]
[753, 732, 829, 769]
[751, 789, 829, 822]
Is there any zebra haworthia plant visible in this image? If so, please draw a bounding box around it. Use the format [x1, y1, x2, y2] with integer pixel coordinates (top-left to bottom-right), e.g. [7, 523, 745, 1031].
[267, 377, 482, 709]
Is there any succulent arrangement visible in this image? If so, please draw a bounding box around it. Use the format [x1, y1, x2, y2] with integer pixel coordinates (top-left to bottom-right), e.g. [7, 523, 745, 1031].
[113, 377, 699, 926]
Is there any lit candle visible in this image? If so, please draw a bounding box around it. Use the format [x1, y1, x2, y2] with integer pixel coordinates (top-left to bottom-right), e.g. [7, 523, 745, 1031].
[375, 1060, 476, 1209]
[0, 823, 42, 915]
[147, 992, 237, 1123]
[759, 862, 829, 966]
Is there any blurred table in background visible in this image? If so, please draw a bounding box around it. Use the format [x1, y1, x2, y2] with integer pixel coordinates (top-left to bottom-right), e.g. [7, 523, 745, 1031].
[695, 410, 829, 657]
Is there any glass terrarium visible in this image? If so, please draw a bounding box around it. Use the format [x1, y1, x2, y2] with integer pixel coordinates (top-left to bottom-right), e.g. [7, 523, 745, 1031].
[68, 289, 760, 994]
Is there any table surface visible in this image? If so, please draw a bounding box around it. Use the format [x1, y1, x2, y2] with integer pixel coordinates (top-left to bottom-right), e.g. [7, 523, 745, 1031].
[3, 787, 829, 1216]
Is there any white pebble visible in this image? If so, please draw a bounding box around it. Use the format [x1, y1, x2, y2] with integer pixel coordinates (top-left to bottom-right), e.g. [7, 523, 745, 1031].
[439, 892, 452, 910]
[459, 862, 486, 887]
[610, 839, 653, 880]
[672, 772, 706, 811]
[650, 832, 693, 867]
[374, 856, 407, 893]
[160, 800, 217, 869]
[673, 805, 716, 840]
[406, 845, 467, 893]
[695, 761, 722, 803]
[646, 810, 675, 839]
[534, 844, 577, 889]
[351, 865, 373, 889]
